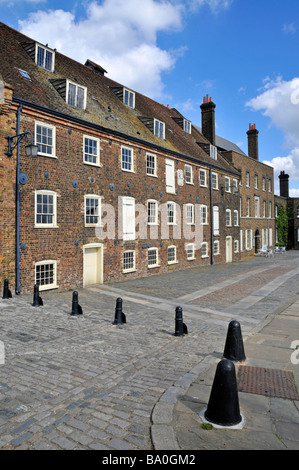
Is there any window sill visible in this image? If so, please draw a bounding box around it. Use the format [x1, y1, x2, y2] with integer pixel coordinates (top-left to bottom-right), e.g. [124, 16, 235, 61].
[37, 153, 57, 159]
[148, 264, 160, 269]
[83, 161, 101, 168]
[123, 268, 136, 274]
[35, 225, 59, 229]
[168, 261, 178, 265]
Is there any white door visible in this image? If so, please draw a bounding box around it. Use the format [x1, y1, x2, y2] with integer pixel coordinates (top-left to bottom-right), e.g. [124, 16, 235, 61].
[83, 244, 103, 287]
[226, 236, 232, 263]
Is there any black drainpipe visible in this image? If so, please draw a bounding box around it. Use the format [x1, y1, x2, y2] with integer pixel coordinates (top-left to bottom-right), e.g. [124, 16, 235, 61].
[209, 168, 214, 266]
[15, 104, 22, 294]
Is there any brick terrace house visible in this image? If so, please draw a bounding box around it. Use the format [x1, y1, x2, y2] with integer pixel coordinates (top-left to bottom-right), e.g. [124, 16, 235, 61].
[0, 22, 243, 294]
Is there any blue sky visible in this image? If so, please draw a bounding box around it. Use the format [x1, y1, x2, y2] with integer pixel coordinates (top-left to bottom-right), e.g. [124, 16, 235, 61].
[1, 0, 299, 195]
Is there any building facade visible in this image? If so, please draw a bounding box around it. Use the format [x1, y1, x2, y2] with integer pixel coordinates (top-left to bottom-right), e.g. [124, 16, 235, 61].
[275, 171, 299, 250]
[0, 22, 243, 294]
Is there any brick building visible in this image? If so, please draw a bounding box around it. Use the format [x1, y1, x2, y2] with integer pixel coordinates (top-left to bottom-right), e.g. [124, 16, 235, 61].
[275, 171, 299, 250]
[0, 22, 242, 294]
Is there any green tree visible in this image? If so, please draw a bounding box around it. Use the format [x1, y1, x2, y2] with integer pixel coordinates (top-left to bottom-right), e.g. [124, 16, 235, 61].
[275, 205, 288, 247]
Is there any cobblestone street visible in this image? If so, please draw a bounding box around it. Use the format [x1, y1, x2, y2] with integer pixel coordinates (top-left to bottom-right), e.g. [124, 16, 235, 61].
[1, 252, 299, 450]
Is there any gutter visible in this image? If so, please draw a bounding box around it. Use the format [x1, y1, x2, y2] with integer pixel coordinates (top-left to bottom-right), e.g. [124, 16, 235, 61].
[12, 96, 240, 178]
[15, 103, 22, 294]
[209, 168, 214, 266]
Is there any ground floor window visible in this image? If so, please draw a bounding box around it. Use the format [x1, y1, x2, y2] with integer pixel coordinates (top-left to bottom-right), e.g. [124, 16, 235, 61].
[148, 248, 159, 267]
[123, 250, 135, 272]
[35, 260, 57, 290]
[167, 245, 177, 264]
[186, 243, 195, 260]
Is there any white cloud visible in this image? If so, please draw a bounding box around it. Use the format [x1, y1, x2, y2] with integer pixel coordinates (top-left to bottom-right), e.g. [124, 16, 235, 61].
[18, 0, 184, 99]
[289, 188, 299, 197]
[282, 23, 296, 35]
[189, 0, 233, 12]
[247, 77, 299, 187]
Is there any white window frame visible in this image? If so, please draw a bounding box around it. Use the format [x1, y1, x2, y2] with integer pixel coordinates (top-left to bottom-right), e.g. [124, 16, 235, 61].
[201, 242, 208, 258]
[213, 240, 220, 255]
[234, 240, 239, 253]
[186, 243, 195, 260]
[184, 119, 191, 134]
[122, 196, 135, 241]
[185, 164, 193, 184]
[225, 176, 231, 192]
[167, 245, 177, 264]
[232, 179, 238, 194]
[154, 119, 165, 139]
[166, 202, 176, 225]
[226, 209, 232, 227]
[234, 209, 239, 226]
[35, 121, 56, 158]
[165, 159, 175, 194]
[254, 174, 258, 189]
[246, 229, 253, 250]
[35, 190, 57, 228]
[186, 204, 194, 225]
[210, 145, 217, 160]
[201, 205, 208, 225]
[84, 195, 101, 227]
[146, 153, 157, 177]
[211, 172, 218, 190]
[123, 250, 136, 273]
[66, 80, 87, 110]
[123, 88, 135, 109]
[147, 199, 158, 225]
[148, 247, 159, 268]
[83, 135, 100, 166]
[199, 169, 207, 187]
[254, 196, 260, 218]
[213, 206, 219, 235]
[35, 260, 57, 291]
[121, 145, 134, 172]
[35, 42, 55, 72]
[246, 171, 250, 188]
[246, 198, 250, 217]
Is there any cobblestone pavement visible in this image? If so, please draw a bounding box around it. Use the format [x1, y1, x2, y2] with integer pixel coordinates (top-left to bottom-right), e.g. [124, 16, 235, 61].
[0, 252, 299, 450]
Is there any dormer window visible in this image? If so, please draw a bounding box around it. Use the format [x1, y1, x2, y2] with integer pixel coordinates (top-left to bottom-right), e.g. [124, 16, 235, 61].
[124, 88, 135, 108]
[36, 43, 55, 72]
[66, 80, 87, 110]
[154, 119, 165, 139]
[184, 119, 191, 134]
[210, 144, 217, 160]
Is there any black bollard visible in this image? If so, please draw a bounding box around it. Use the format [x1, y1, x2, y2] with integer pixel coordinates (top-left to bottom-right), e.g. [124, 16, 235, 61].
[71, 291, 83, 316]
[113, 297, 126, 325]
[223, 320, 246, 362]
[2, 279, 12, 299]
[175, 306, 188, 336]
[32, 284, 43, 307]
[204, 358, 242, 427]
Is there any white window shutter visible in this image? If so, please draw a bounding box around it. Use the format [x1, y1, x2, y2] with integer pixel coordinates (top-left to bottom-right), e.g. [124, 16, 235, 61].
[165, 159, 175, 193]
[122, 197, 135, 240]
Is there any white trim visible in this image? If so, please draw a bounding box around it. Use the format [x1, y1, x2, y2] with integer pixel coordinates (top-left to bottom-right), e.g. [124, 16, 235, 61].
[167, 245, 177, 264]
[148, 247, 159, 268]
[35, 259, 58, 291]
[121, 145, 134, 172]
[83, 135, 100, 167]
[84, 194, 102, 227]
[35, 190, 57, 228]
[123, 250, 136, 273]
[35, 121, 56, 158]
[66, 79, 87, 110]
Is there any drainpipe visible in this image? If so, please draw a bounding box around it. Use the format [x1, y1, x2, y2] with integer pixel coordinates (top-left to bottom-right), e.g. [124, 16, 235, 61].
[209, 168, 214, 265]
[15, 104, 22, 294]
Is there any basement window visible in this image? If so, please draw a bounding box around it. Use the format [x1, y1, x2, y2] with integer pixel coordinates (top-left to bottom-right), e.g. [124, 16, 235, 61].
[35, 260, 57, 291]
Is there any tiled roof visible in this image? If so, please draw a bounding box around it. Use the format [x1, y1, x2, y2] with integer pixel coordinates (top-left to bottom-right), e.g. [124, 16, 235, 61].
[0, 22, 239, 175]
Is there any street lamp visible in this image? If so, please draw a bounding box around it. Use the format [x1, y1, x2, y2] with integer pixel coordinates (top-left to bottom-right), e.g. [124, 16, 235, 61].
[5, 131, 38, 157]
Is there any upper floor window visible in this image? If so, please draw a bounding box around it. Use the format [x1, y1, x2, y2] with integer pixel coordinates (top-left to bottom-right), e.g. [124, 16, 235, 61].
[67, 80, 87, 110]
[184, 119, 191, 134]
[121, 146, 134, 172]
[246, 171, 250, 187]
[201, 205, 208, 225]
[185, 164, 193, 184]
[35, 121, 56, 158]
[36, 43, 55, 72]
[186, 204, 194, 225]
[212, 172, 218, 190]
[254, 174, 258, 189]
[122, 197, 135, 241]
[146, 153, 157, 176]
[123, 88, 135, 108]
[225, 176, 231, 192]
[35, 190, 57, 228]
[199, 169, 207, 187]
[234, 209, 239, 226]
[226, 209, 232, 226]
[154, 119, 165, 139]
[147, 200, 158, 225]
[167, 202, 176, 225]
[262, 177, 266, 191]
[85, 195, 101, 226]
[83, 135, 100, 166]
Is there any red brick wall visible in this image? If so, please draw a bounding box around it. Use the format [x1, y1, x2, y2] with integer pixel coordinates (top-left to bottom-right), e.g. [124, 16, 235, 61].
[0, 83, 16, 294]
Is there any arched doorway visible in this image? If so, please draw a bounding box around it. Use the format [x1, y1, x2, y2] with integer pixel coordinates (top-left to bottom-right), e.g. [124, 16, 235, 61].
[255, 229, 261, 254]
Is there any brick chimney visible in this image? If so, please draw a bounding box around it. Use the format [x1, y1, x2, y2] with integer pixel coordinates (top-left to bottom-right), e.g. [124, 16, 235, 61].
[247, 123, 259, 160]
[279, 170, 289, 198]
[200, 94, 216, 146]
